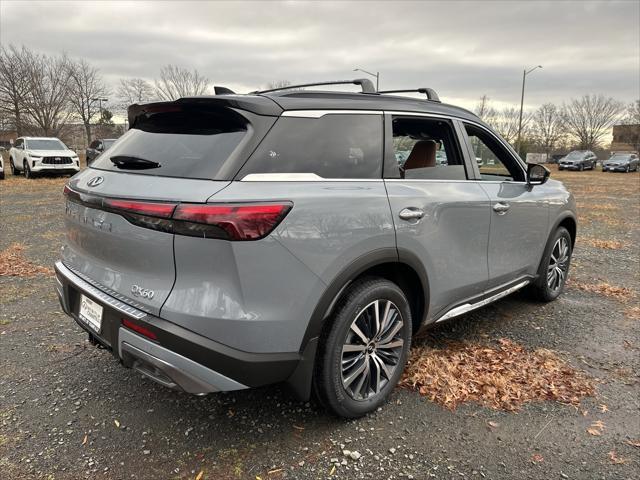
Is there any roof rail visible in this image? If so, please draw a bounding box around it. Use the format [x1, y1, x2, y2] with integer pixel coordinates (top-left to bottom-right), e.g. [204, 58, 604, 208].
[253, 78, 376, 95]
[378, 88, 441, 102]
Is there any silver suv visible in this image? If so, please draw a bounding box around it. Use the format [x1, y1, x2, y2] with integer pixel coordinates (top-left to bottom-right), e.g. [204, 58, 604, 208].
[55, 80, 577, 418]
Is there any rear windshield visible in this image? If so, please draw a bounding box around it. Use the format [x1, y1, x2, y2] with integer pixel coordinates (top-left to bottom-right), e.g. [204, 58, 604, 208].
[91, 107, 249, 180]
[27, 139, 67, 150]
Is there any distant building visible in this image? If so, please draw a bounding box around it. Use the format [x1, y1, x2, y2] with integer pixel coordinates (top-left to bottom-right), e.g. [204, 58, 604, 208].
[0, 129, 18, 149]
[610, 124, 640, 153]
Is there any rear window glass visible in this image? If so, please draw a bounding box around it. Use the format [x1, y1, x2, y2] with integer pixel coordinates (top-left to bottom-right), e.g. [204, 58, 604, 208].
[91, 108, 249, 180]
[238, 114, 383, 179]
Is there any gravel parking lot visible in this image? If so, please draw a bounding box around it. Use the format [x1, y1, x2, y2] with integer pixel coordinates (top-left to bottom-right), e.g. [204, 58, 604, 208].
[1, 164, 638, 480]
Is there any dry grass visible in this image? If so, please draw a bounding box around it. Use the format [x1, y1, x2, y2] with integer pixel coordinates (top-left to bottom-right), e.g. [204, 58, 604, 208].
[570, 281, 635, 302]
[581, 238, 626, 250]
[0, 175, 67, 194]
[624, 306, 640, 320]
[0, 243, 53, 277]
[401, 338, 594, 411]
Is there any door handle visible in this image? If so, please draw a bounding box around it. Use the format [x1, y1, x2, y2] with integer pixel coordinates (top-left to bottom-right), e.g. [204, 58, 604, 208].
[399, 207, 425, 221]
[492, 202, 511, 215]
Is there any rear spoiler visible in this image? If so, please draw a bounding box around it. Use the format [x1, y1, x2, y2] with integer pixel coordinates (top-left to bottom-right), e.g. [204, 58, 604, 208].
[127, 95, 282, 127]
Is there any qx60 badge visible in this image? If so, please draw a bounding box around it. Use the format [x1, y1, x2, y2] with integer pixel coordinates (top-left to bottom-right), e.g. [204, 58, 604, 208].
[131, 285, 155, 299]
[87, 176, 104, 187]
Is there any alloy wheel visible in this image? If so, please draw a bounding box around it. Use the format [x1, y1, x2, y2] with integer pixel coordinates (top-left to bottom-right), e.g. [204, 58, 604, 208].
[341, 299, 405, 401]
[547, 236, 570, 291]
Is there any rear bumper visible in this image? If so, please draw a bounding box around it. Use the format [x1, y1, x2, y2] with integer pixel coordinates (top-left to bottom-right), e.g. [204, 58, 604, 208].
[54, 261, 301, 394]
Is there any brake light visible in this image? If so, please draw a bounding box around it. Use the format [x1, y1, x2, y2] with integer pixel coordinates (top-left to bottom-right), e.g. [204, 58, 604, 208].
[63, 186, 291, 241]
[122, 318, 157, 340]
[104, 199, 176, 218]
[173, 203, 291, 240]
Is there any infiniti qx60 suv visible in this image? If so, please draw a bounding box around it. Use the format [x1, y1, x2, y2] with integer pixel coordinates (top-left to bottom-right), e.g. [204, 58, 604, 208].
[55, 79, 577, 418]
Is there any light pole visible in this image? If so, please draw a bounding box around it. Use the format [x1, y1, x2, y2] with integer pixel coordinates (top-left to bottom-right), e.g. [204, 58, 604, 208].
[92, 97, 109, 119]
[353, 68, 379, 91]
[516, 65, 542, 155]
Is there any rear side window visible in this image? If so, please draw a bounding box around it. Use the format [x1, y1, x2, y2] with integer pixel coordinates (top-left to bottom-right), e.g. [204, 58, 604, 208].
[91, 107, 249, 180]
[238, 114, 383, 179]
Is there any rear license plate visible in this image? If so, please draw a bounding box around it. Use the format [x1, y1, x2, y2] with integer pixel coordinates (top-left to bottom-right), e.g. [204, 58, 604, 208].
[79, 294, 103, 332]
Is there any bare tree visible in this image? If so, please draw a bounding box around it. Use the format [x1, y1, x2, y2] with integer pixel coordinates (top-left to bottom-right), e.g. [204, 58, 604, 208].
[267, 80, 292, 90]
[154, 65, 210, 100]
[20, 49, 73, 136]
[117, 77, 155, 109]
[621, 99, 640, 125]
[0, 45, 32, 135]
[67, 58, 109, 143]
[474, 94, 497, 124]
[491, 107, 527, 145]
[562, 94, 625, 150]
[532, 103, 566, 154]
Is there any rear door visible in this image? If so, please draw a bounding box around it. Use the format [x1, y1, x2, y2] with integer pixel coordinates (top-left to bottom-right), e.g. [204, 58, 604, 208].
[383, 113, 491, 322]
[62, 103, 276, 315]
[460, 122, 549, 289]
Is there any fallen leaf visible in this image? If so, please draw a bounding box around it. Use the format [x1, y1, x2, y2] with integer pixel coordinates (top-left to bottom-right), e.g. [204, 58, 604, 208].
[608, 450, 627, 464]
[587, 420, 605, 436]
[82, 435, 88, 446]
[292, 424, 305, 431]
[114, 419, 120, 428]
[488, 421, 499, 429]
[531, 454, 544, 463]
[267, 468, 283, 475]
[329, 465, 336, 476]
[625, 439, 640, 448]
[195, 471, 204, 480]
[599, 404, 608, 413]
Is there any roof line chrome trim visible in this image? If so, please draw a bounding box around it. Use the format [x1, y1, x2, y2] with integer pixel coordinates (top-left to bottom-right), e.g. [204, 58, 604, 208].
[281, 110, 383, 118]
[435, 279, 530, 323]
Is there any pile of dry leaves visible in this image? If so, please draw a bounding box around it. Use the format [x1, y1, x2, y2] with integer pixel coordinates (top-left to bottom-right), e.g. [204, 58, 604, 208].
[401, 338, 594, 411]
[571, 281, 634, 301]
[582, 238, 625, 250]
[0, 243, 53, 277]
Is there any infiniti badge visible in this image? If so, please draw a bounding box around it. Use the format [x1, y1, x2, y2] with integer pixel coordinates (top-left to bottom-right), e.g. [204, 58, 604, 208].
[87, 176, 104, 187]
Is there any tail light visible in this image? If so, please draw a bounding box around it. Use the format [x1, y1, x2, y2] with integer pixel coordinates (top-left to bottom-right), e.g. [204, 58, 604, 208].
[121, 318, 157, 340]
[64, 185, 291, 241]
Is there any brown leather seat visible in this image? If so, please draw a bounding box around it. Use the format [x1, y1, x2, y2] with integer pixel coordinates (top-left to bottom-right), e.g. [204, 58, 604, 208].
[404, 140, 437, 170]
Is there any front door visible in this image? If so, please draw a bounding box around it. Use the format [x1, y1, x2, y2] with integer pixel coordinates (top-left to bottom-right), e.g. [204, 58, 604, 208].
[461, 122, 549, 289]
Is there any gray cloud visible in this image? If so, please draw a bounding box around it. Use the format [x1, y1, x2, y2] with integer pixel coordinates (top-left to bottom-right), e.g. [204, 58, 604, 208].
[1, 0, 638, 110]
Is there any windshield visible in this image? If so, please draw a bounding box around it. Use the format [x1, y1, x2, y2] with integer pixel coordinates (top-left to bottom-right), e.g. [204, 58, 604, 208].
[91, 107, 249, 180]
[103, 139, 116, 149]
[27, 139, 67, 150]
[610, 154, 630, 160]
[565, 152, 586, 159]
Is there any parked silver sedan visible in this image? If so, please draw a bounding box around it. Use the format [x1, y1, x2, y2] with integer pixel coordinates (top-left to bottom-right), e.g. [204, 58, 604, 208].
[602, 153, 639, 173]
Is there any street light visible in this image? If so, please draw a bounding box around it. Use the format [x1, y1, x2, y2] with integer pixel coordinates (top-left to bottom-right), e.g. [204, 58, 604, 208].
[91, 97, 109, 118]
[353, 68, 379, 91]
[516, 65, 542, 155]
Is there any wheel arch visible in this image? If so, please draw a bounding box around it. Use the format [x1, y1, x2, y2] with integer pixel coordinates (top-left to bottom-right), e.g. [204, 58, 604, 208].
[285, 248, 430, 400]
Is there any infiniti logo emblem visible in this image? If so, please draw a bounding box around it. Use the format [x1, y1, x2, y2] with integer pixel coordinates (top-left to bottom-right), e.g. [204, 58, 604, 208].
[87, 176, 104, 187]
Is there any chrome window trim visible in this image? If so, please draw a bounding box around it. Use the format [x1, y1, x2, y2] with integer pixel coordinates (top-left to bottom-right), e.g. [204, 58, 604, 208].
[281, 110, 383, 118]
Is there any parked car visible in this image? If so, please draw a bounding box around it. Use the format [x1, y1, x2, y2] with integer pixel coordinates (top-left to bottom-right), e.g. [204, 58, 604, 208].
[55, 81, 577, 418]
[0, 146, 5, 180]
[86, 138, 117, 165]
[558, 150, 597, 171]
[9, 137, 80, 178]
[549, 153, 566, 164]
[602, 152, 639, 172]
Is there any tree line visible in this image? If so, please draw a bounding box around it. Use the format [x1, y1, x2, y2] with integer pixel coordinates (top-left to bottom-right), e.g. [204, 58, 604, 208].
[475, 95, 639, 155]
[1, 44, 638, 152]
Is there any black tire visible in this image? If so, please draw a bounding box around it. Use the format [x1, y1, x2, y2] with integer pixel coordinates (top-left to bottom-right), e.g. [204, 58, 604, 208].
[578, 164, 584, 171]
[0, 171, 4, 180]
[528, 227, 572, 302]
[10, 158, 20, 176]
[24, 161, 34, 179]
[314, 277, 412, 418]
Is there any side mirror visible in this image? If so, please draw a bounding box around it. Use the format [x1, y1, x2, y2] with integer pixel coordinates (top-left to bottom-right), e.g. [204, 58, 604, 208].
[527, 163, 550, 186]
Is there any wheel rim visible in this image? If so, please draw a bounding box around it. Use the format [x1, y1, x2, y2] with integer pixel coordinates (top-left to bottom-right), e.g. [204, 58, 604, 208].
[547, 237, 570, 291]
[341, 299, 405, 401]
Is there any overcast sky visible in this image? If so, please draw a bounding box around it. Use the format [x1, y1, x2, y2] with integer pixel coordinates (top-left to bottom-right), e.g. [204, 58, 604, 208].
[1, 0, 638, 111]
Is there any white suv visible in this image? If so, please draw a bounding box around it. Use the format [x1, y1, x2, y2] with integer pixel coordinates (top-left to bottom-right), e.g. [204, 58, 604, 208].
[9, 137, 80, 178]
